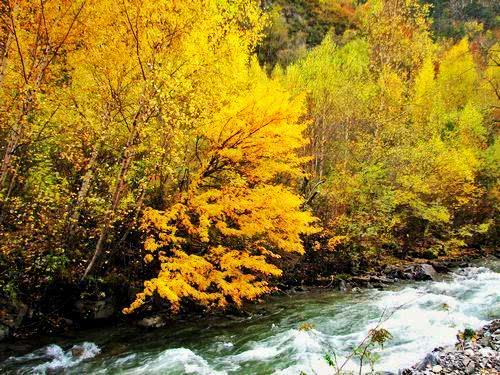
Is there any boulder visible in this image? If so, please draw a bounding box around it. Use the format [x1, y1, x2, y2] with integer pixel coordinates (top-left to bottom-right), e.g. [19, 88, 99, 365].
[465, 361, 475, 374]
[383, 265, 402, 279]
[74, 298, 116, 320]
[370, 275, 394, 284]
[338, 280, 348, 292]
[71, 346, 86, 358]
[0, 300, 28, 341]
[398, 369, 413, 375]
[385, 263, 438, 281]
[403, 264, 438, 281]
[137, 315, 166, 328]
[414, 264, 438, 280]
[0, 323, 9, 341]
[46, 367, 65, 375]
[415, 352, 440, 370]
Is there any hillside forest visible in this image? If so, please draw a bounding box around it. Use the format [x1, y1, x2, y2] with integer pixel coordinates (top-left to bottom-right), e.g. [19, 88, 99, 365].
[0, 0, 498, 333]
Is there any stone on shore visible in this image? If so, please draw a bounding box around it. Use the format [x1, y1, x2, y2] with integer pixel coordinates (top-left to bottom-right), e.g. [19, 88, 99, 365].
[402, 320, 500, 374]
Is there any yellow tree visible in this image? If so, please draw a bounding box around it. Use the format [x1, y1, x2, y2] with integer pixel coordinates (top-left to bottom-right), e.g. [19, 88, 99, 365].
[357, 0, 434, 76]
[0, 0, 86, 203]
[59, 0, 268, 278]
[123, 1, 318, 313]
[126, 72, 317, 313]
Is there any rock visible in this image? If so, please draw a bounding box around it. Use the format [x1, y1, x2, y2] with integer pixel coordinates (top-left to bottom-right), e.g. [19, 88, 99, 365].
[413, 264, 438, 281]
[416, 353, 440, 370]
[74, 298, 116, 320]
[93, 300, 115, 319]
[388, 263, 439, 281]
[430, 261, 450, 273]
[432, 364, 443, 373]
[137, 315, 166, 328]
[0, 323, 9, 341]
[384, 265, 402, 279]
[71, 346, 85, 358]
[402, 272, 414, 280]
[477, 336, 491, 347]
[338, 280, 348, 292]
[465, 361, 475, 374]
[46, 367, 65, 375]
[478, 347, 494, 356]
[61, 318, 74, 327]
[371, 275, 395, 283]
[351, 276, 371, 285]
[464, 348, 474, 357]
[406, 320, 500, 375]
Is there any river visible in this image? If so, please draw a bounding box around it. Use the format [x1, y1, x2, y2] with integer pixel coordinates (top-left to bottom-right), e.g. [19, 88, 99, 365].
[1, 257, 499, 374]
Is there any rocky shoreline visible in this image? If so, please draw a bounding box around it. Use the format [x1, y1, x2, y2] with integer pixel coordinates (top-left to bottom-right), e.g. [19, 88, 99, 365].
[0, 253, 495, 344]
[310, 257, 477, 293]
[401, 320, 500, 374]
[0, 254, 498, 371]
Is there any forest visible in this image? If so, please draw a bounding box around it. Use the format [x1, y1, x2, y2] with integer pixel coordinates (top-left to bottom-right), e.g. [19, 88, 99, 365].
[0, 0, 498, 340]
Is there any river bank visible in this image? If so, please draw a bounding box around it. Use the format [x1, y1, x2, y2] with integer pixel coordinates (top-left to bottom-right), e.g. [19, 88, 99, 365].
[0, 249, 490, 342]
[1, 254, 498, 373]
[0, 249, 496, 344]
[404, 319, 500, 374]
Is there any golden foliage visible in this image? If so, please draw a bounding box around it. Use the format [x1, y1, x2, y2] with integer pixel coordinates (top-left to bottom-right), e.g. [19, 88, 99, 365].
[124, 0, 317, 313]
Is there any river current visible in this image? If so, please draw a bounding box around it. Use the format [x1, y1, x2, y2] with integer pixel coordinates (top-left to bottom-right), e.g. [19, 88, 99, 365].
[1, 258, 499, 374]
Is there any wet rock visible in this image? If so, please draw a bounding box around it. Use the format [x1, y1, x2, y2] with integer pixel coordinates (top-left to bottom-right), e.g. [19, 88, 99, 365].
[137, 315, 166, 328]
[74, 298, 116, 320]
[413, 264, 437, 281]
[46, 367, 65, 375]
[370, 275, 394, 284]
[402, 272, 414, 279]
[430, 261, 450, 273]
[71, 345, 85, 358]
[293, 285, 308, 292]
[384, 265, 403, 279]
[338, 280, 348, 292]
[416, 352, 440, 370]
[406, 319, 500, 375]
[385, 263, 438, 281]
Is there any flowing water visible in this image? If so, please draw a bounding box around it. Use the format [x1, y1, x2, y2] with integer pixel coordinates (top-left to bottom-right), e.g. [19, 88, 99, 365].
[1, 258, 499, 374]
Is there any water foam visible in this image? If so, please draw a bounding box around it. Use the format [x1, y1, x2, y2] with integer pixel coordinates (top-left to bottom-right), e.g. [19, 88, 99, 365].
[123, 347, 226, 375]
[3, 262, 498, 374]
[2, 342, 101, 374]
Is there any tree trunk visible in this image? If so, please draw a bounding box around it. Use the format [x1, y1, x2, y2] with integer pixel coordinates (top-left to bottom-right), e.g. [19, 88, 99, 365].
[68, 144, 99, 235]
[0, 1, 11, 86]
[81, 126, 137, 279]
[0, 129, 17, 188]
